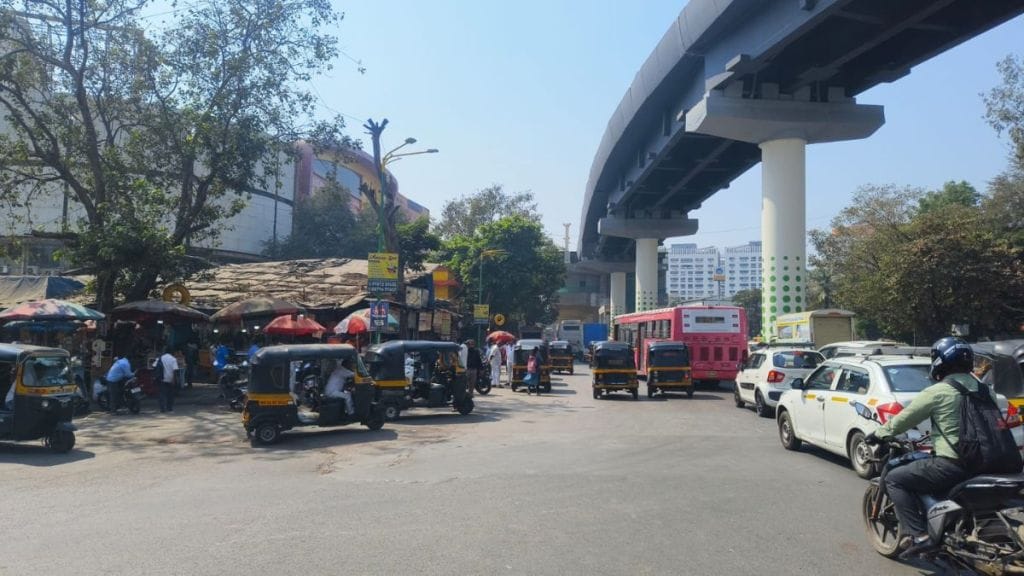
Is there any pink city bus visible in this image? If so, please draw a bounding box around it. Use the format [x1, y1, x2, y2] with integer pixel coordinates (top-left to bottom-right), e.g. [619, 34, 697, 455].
[612, 305, 749, 384]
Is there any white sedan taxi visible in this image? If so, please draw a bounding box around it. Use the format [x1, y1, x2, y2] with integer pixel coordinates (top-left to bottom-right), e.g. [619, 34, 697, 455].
[734, 347, 824, 418]
[775, 352, 1023, 478]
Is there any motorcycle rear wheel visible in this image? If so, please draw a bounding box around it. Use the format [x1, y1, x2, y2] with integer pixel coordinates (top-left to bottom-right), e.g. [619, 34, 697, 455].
[863, 482, 902, 558]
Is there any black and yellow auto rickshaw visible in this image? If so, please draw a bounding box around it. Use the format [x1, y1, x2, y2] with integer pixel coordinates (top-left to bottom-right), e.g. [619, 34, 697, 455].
[549, 340, 575, 375]
[363, 340, 473, 420]
[0, 344, 78, 453]
[645, 341, 693, 398]
[241, 344, 384, 446]
[511, 339, 552, 393]
[591, 340, 638, 400]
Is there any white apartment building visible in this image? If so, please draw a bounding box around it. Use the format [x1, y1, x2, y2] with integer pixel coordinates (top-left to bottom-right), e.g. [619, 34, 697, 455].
[665, 241, 763, 300]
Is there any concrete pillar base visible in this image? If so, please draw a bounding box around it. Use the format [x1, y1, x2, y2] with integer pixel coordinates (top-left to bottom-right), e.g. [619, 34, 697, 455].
[635, 239, 659, 312]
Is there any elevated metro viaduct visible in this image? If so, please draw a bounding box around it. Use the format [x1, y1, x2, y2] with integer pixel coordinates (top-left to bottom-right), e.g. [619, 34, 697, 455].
[577, 0, 1024, 337]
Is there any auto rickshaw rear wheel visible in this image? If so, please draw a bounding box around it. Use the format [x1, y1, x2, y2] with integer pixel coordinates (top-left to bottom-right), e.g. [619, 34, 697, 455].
[686, 388, 694, 399]
[647, 386, 655, 398]
[366, 407, 386, 431]
[252, 422, 280, 446]
[543, 383, 551, 393]
[47, 430, 75, 453]
[592, 388, 600, 400]
[631, 389, 639, 400]
[128, 398, 141, 414]
[383, 403, 401, 421]
[456, 397, 474, 415]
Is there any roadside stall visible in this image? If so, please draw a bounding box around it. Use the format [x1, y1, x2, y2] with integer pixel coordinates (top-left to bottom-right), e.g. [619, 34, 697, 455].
[110, 300, 210, 395]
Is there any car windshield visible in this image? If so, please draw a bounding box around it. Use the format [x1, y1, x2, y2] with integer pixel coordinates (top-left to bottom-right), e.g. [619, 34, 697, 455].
[883, 364, 933, 392]
[772, 351, 823, 369]
[22, 355, 71, 387]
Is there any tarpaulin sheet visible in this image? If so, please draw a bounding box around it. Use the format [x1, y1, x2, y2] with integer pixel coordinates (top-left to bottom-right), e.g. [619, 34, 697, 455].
[0, 276, 85, 308]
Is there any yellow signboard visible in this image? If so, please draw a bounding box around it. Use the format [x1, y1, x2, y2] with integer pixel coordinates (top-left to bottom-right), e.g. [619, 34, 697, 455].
[473, 304, 490, 325]
[368, 252, 399, 280]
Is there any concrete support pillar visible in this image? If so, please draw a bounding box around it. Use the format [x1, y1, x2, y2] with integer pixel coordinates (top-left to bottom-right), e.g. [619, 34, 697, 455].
[759, 138, 806, 340]
[609, 272, 626, 319]
[635, 238, 659, 312]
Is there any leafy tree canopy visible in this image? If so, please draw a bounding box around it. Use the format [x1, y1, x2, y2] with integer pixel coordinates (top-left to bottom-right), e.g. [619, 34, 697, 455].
[731, 289, 762, 339]
[441, 215, 565, 329]
[263, 184, 375, 260]
[0, 0, 345, 309]
[917, 180, 980, 214]
[433, 184, 539, 241]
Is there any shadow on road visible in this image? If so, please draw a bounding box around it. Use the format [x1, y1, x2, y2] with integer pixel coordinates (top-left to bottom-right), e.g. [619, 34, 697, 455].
[256, 427, 399, 451]
[0, 442, 97, 466]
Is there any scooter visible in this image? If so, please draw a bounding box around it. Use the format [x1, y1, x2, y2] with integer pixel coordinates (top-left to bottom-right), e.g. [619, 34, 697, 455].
[475, 370, 492, 395]
[855, 401, 1024, 574]
[95, 376, 143, 414]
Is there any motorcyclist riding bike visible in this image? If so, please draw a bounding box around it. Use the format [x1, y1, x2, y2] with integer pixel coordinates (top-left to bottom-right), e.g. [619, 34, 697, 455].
[864, 336, 996, 557]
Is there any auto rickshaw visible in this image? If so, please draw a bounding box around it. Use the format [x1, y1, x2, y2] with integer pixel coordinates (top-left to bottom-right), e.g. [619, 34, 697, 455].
[241, 344, 385, 446]
[511, 339, 552, 393]
[972, 340, 1024, 409]
[549, 340, 575, 375]
[362, 340, 473, 420]
[645, 341, 693, 398]
[0, 344, 78, 453]
[591, 341, 638, 400]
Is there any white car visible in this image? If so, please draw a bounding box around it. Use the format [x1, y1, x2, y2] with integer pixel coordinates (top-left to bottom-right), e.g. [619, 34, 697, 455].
[775, 353, 1023, 478]
[734, 347, 824, 418]
[817, 340, 906, 359]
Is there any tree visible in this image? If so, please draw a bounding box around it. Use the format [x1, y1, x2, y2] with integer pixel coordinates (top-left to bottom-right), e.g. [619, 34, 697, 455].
[917, 180, 980, 214]
[263, 184, 375, 260]
[441, 215, 565, 330]
[809, 184, 1024, 342]
[984, 54, 1024, 167]
[433, 184, 539, 241]
[0, 0, 343, 309]
[395, 216, 441, 273]
[732, 289, 762, 339]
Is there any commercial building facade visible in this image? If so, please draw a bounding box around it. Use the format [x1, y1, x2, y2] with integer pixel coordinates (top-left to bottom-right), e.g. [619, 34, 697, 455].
[665, 241, 763, 301]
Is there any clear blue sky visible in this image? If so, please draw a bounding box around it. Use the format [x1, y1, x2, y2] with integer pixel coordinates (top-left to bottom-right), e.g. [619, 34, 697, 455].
[314, 1, 1024, 251]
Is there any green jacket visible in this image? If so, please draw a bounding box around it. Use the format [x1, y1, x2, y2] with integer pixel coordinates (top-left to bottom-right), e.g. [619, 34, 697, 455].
[876, 373, 997, 460]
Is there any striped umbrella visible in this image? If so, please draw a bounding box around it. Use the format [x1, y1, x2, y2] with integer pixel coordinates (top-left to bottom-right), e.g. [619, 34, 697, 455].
[334, 308, 399, 335]
[0, 299, 104, 323]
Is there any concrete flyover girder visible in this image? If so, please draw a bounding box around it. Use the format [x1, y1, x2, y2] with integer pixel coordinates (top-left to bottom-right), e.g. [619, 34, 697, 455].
[685, 90, 885, 145]
[572, 259, 634, 275]
[598, 215, 699, 240]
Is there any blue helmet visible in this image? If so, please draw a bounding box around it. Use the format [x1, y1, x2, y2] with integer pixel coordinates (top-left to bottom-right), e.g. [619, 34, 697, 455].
[930, 336, 973, 381]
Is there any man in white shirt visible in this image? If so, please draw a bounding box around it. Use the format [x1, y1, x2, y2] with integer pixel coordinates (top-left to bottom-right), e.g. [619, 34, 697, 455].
[504, 343, 514, 386]
[325, 359, 355, 415]
[156, 346, 180, 413]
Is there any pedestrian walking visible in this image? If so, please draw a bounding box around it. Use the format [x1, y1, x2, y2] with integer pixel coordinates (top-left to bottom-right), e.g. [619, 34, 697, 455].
[487, 342, 502, 389]
[526, 348, 540, 395]
[184, 338, 199, 388]
[464, 340, 482, 398]
[504, 342, 514, 386]
[155, 346, 179, 413]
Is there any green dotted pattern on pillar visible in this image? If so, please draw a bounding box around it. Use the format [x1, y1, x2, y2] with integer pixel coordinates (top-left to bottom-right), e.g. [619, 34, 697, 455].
[637, 290, 657, 313]
[762, 254, 804, 340]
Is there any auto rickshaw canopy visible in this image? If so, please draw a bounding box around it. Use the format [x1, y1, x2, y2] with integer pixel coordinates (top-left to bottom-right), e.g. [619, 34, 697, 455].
[591, 341, 635, 368]
[363, 340, 462, 381]
[248, 344, 365, 393]
[646, 341, 690, 366]
[0, 343, 69, 364]
[972, 342, 1024, 399]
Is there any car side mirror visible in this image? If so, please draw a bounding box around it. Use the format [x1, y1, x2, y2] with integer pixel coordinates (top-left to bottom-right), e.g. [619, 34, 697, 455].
[789, 378, 804, 390]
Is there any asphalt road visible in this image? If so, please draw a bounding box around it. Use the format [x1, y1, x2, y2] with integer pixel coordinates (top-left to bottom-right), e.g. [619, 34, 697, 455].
[1, 367, 939, 576]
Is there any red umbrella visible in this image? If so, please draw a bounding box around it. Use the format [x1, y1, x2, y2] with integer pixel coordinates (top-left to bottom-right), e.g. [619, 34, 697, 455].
[264, 314, 325, 337]
[486, 330, 515, 345]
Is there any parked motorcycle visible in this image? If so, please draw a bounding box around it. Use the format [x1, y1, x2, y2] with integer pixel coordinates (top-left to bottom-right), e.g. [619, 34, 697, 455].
[95, 376, 143, 414]
[218, 362, 249, 411]
[475, 370, 492, 395]
[855, 401, 1024, 574]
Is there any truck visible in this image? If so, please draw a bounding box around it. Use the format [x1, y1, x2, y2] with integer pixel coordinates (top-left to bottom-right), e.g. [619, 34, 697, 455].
[774, 309, 856, 348]
[581, 323, 609, 359]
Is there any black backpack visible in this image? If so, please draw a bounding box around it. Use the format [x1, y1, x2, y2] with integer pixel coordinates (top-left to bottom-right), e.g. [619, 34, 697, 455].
[946, 380, 1023, 474]
[154, 356, 165, 383]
